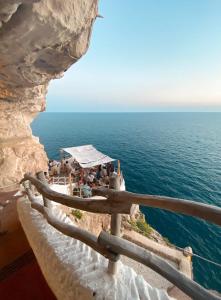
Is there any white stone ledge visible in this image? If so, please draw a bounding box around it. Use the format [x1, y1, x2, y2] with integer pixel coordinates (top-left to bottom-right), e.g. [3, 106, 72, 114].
[17, 197, 174, 300]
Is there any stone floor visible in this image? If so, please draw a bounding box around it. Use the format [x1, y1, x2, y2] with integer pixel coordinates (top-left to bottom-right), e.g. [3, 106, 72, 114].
[0, 226, 30, 269]
[0, 250, 56, 300]
[0, 190, 30, 268]
[0, 191, 30, 268]
[0, 190, 56, 299]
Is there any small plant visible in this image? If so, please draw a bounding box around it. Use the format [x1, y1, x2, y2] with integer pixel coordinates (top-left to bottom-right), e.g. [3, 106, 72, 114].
[136, 219, 152, 236]
[128, 220, 137, 230]
[128, 214, 153, 237]
[71, 209, 83, 220]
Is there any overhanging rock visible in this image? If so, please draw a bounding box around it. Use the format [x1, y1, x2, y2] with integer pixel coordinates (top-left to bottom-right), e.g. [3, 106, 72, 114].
[0, 0, 98, 188]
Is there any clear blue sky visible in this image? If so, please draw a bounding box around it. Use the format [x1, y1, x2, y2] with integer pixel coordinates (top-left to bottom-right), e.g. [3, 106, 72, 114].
[47, 0, 221, 112]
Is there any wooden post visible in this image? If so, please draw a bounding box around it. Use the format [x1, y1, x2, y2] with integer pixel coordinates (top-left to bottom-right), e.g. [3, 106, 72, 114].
[28, 175, 35, 195]
[117, 160, 121, 176]
[69, 174, 73, 196]
[108, 174, 121, 275]
[59, 149, 63, 163]
[36, 171, 51, 208]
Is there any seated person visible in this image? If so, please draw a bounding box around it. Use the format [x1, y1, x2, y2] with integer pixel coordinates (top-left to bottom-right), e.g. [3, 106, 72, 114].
[72, 159, 79, 169]
[73, 183, 80, 196]
[87, 172, 95, 183]
[89, 180, 96, 188]
[83, 169, 89, 180]
[96, 165, 102, 180]
[103, 176, 110, 185]
[81, 180, 92, 198]
[101, 165, 107, 177]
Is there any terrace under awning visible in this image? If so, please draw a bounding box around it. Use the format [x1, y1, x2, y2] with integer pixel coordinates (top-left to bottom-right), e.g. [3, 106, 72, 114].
[61, 145, 115, 169]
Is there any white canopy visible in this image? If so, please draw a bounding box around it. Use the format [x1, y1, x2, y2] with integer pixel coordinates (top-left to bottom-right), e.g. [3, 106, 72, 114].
[61, 145, 115, 169]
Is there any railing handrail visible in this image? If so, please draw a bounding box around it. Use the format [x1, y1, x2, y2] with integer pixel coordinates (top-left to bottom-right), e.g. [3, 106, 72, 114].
[21, 173, 221, 226]
[98, 231, 220, 300]
[29, 199, 118, 262]
[21, 172, 221, 300]
[20, 174, 133, 214]
[52, 176, 68, 185]
[94, 187, 221, 227]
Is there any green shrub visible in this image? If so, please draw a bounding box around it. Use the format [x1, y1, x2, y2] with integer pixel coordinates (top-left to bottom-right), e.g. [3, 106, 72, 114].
[71, 209, 83, 220]
[136, 219, 152, 236]
[128, 215, 152, 237]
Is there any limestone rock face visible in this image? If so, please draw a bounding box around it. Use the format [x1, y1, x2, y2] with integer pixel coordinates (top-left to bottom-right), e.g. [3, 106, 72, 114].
[0, 0, 98, 188]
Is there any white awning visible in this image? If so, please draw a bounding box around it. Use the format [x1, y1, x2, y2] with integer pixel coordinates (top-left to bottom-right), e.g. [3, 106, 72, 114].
[61, 145, 115, 169]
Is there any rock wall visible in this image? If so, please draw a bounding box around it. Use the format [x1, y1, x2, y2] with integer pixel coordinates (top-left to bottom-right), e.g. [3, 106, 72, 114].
[0, 0, 98, 188]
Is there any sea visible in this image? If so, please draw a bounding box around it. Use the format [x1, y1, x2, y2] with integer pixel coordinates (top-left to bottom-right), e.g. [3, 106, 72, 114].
[31, 112, 221, 292]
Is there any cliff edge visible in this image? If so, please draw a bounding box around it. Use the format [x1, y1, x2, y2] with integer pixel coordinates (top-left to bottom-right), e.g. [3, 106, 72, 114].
[0, 0, 98, 188]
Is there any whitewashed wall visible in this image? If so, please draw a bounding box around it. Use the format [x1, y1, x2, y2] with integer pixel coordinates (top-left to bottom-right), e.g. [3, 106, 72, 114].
[17, 197, 174, 300]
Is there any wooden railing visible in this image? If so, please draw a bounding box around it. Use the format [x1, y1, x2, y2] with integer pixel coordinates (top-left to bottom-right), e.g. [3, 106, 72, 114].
[51, 176, 66, 185]
[21, 172, 221, 300]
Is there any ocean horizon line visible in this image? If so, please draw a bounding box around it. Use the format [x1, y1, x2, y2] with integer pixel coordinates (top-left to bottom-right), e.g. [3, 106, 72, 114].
[44, 111, 221, 114]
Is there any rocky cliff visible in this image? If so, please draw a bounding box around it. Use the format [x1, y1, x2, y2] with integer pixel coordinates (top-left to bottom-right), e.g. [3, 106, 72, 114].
[0, 0, 98, 188]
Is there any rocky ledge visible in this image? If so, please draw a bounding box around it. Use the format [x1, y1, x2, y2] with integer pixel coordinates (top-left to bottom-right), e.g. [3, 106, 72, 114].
[67, 208, 172, 248]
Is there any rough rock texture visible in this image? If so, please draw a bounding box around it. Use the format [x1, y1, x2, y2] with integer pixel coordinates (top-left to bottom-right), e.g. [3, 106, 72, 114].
[67, 208, 171, 247]
[66, 209, 111, 236]
[0, 0, 98, 188]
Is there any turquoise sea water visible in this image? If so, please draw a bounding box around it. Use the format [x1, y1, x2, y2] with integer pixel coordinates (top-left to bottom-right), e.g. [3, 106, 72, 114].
[32, 112, 221, 292]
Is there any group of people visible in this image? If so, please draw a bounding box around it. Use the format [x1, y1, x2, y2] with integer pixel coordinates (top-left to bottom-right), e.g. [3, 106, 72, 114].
[48, 160, 61, 176]
[83, 164, 114, 184]
[48, 158, 115, 198]
[74, 163, 115, 198]
[48, 159, 77, 176]
[77, 163, 114, 198]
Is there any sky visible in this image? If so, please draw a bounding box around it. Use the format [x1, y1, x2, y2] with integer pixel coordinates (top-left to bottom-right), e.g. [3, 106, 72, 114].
[46, 0, 221, 112]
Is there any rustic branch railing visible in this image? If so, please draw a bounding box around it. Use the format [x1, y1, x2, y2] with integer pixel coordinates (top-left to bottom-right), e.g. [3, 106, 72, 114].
[98, 231, 218, 300]
[29, 200, 118, 262]
[21, 173, 133, 214]
[21, 172, 221, 300]
[93, 188, 221, 227]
